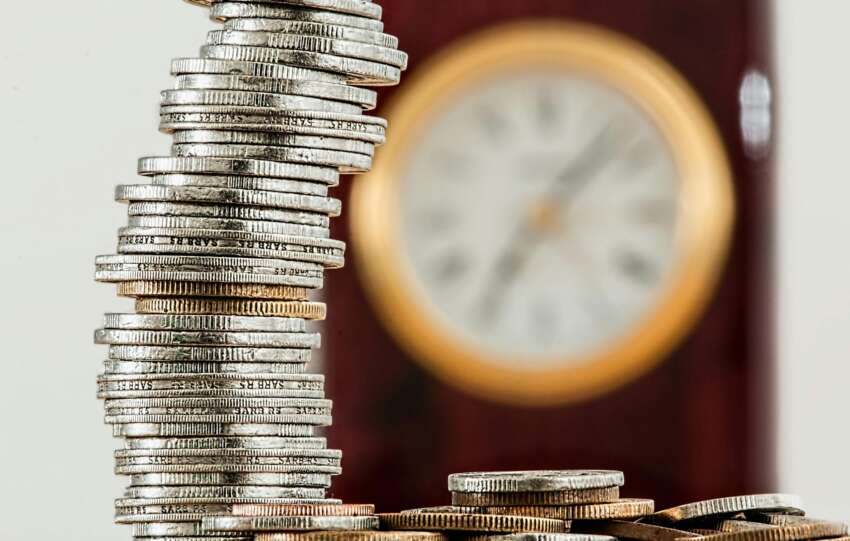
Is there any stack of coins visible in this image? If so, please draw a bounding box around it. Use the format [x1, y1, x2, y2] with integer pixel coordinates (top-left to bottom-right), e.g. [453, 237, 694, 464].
[93, 1, 405, 540]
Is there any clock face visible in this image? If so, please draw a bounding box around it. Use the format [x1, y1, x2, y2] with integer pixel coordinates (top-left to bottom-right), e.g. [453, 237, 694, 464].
[400, 70, 680, 366]
[352, 23, 733, 405]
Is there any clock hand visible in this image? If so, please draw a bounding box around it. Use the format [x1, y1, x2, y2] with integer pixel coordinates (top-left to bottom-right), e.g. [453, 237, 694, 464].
[548, 122, 614, 203]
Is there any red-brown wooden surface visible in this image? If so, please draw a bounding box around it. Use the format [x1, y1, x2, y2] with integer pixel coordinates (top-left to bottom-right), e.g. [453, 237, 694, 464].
[325, 0, 774, 510]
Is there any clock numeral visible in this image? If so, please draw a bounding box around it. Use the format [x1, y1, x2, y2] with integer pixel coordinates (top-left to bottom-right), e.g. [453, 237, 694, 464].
[430, 251, 470, 285]
[478, 105, 508, 141]
[632, 200, 675, 227]
[535, 88, 561, 133]
[614, 249, 658, 285]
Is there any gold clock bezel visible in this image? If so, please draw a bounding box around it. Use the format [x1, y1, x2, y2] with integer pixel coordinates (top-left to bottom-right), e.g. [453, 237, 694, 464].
[350, 21, 735, 406]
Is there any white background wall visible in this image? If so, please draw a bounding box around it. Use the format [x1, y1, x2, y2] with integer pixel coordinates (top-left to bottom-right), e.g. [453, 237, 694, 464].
[0, 1, 846, 539]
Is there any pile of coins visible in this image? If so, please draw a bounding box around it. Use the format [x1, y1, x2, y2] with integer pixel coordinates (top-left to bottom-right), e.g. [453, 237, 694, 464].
[191, 469, 847, 541]
[93, 1, 405, 540]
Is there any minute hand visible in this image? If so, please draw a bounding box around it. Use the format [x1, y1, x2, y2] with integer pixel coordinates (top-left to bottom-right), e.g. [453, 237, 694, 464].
[548, 123, 613, 204]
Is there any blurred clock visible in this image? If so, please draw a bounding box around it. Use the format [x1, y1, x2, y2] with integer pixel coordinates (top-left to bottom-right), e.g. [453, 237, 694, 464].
[351, 22, 734, 405]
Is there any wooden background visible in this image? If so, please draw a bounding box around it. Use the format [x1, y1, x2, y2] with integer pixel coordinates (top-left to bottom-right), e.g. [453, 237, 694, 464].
[324, 0, 775, 510]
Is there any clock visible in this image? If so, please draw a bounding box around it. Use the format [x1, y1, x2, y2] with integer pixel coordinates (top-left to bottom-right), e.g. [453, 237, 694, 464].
[350, 22, 734, 405]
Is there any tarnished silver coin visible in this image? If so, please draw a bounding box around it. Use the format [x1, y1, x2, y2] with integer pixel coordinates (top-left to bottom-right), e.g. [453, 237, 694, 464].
[209, 3, 385, 32]
[171, 142, 372, 171]
[137, 156, 340, 183]
[171, 57, 347, 83]
[127, 215, 330, 238]
[95, 328, 321, 348]
[466, 535, 615, 541]
[202, 514, 379, 533]
[113, 423, 315, 438]
[128, 471, 333, 487]
[161, 88, 362, 115]
[124, 485, 325, 500]
[103, 314, 309, 333]
[107, 344, 311, 363]
[224, 19, 397, 49]
[122, 436, 326, 450]
[448, 470, 625, 493]
[170, 131, 374, 156]
[147, 172, 330, 196]
[188, 0, 383, 20]
[103, 361, 307, 376]
[127, 202, 330, 228]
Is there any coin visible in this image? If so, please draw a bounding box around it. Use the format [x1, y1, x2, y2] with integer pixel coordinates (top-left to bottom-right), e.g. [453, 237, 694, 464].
[465, 535, 616, 541]
[137, 156, 340, 183]
[113, 423, 315, 438]
[209, 3, 385, 32]
[573, 520, 702, 541]
[134, 298, 326, 319]
[171, 57, 348, 83]
[123, 436, 327, 450]
[449, 471, 625, 493]
[474, 499, 654, 520]
[651, 495, 806, 523]
[254, 533, 447, 541]
[377, 513, 568, 533]
[689, 521, 848, 541]
[128, 472, 333, 487]
[127, 202, 330, 227]
[103, 314, 309, 332]
[451, 487, 620, 507]
[202, 514, 379, 532]
[124, 485, 326, 500]
[231, 503, 374, 516]
[118, 281, 311, 300]
[224, 20, 397, 49]
[95, 329, 321, 348]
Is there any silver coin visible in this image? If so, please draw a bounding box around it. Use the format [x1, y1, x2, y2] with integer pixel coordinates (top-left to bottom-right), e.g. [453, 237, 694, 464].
[128, 472, 333, 487]
[149, 173, 329, 196]
[158, 106, 387, 143]
[201, 44, 401, 86]
[173, 74, 377, 109]
[131, 521, 244, 538]
[448, 471, 626, 493]
[103, 397, 331, 410]
[171, 57, 347, 83]
[161, 89, 362, 115]
[206, 31, 406, 69]
[209, 2, 384, 30]
[126, 215, 330, 238]
[116, 448, 340, 459]
[138, 156, 340, 184]
[650, 494, 806, 523]
[103, 361, 308, 376]
[170, 142, 372, 172]
[131, 537, 250, 541]
[100, 387, 323, 400]
[191, 0, 383, 20]
[114, 423, 315, 438]
[202, 514, 379, 533]
[115, 496, 338, 508]
[124, 485, 325, 500]
[475, 536, 617, 541]
[98, 372, 323, 389]
[122, 436, 327, 450]
[115, 185, 342, 215]
[127, 202, 330, 228]
[107, 345, 312, 362]
[95, 329, 321, 348]
[115, 463, 342, 476]
[170, 131, 374, 156]
[94, 254, 325, 288]
[103, 314, 309, 333]
[224, 19, 397, 48]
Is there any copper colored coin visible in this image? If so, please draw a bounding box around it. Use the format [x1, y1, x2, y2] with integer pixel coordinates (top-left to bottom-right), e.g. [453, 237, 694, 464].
[452, 487, 619, 507]
[377, 512, 567, 533]
[118, 281, 310, 300]
[651, 495, 805, 523]
[691, 521, 848, 541]
[483, 499, 654, 520]
[574, 520, 701, 541]
[232, 503, 375, 517]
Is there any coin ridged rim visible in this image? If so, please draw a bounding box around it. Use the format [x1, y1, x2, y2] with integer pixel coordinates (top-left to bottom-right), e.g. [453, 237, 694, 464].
[115, 497, 339, 507]
[131, 521, 243, 537]
[103, 314, 309, 332]
[148, 172, 329, 196]
[209, 3, 384, 33]
[128, 471, 332, 487]
[95, 329, 321, 348]
[452, 487, 620, 507]
[106, 414, 330, 425]
[114, 423, 315, 438]
[202, 514, 379, 532]
[104, 396, 331, 408]
[224, 19, 397, 49]
[201, 44, 401, 86]
[116, 448, 339, 459]
[255, 533, 447, 541]
[127, 202, 330, 228]
[651, 495, 806, 523]
[159, 115, 387, 144]
[171, 57, 348, 83]
[115, 464, 342, 475]
[122, 436, 327, 450]
[231, 503, 374, 517]
[161, 88, 363, 115]
[190, 0, 383, 20]
[156, 106, 387, 127]
[169, 131, 374, 155]
[206, 31, 407, 69]
[174, 74, 378, 109]
[103, 361, 307, 376]
[377, 513, 567, 533]
[124, 485, 325, 499]
[127, 215, 330, 238]
[99, 372, 323, 384]
[449, 471, 624, 493]
[115, 185, 342, 214]
[107, 344, 311, 362]
[170, 142, 372, 172]
[135, 298, 326, 319]
[137, 156, 341, 182]
[471, 499, 654, 520]
[118, 281, 310, 300]
[118, 226, 345, 251]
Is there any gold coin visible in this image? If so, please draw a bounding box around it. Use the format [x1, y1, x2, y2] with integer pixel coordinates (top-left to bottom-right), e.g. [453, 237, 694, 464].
[482, 498, 654, 520]
[256, 533, 447, 541]
[452, 487, 619, 507]
[377, 512, 567, 533]
[232, 503, 375, 517]
[651, 495, 804, 523]
[693, 521, 848, 541]
[135, 297, 326, 319]
[574, 520, 701, 541]
[118, 281, 309, 300]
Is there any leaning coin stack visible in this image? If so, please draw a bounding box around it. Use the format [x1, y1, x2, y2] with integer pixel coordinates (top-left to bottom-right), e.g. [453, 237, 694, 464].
[373, 470, 641, 541]
[577, 493, 848, 541]
[93, 0, 405, 540]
